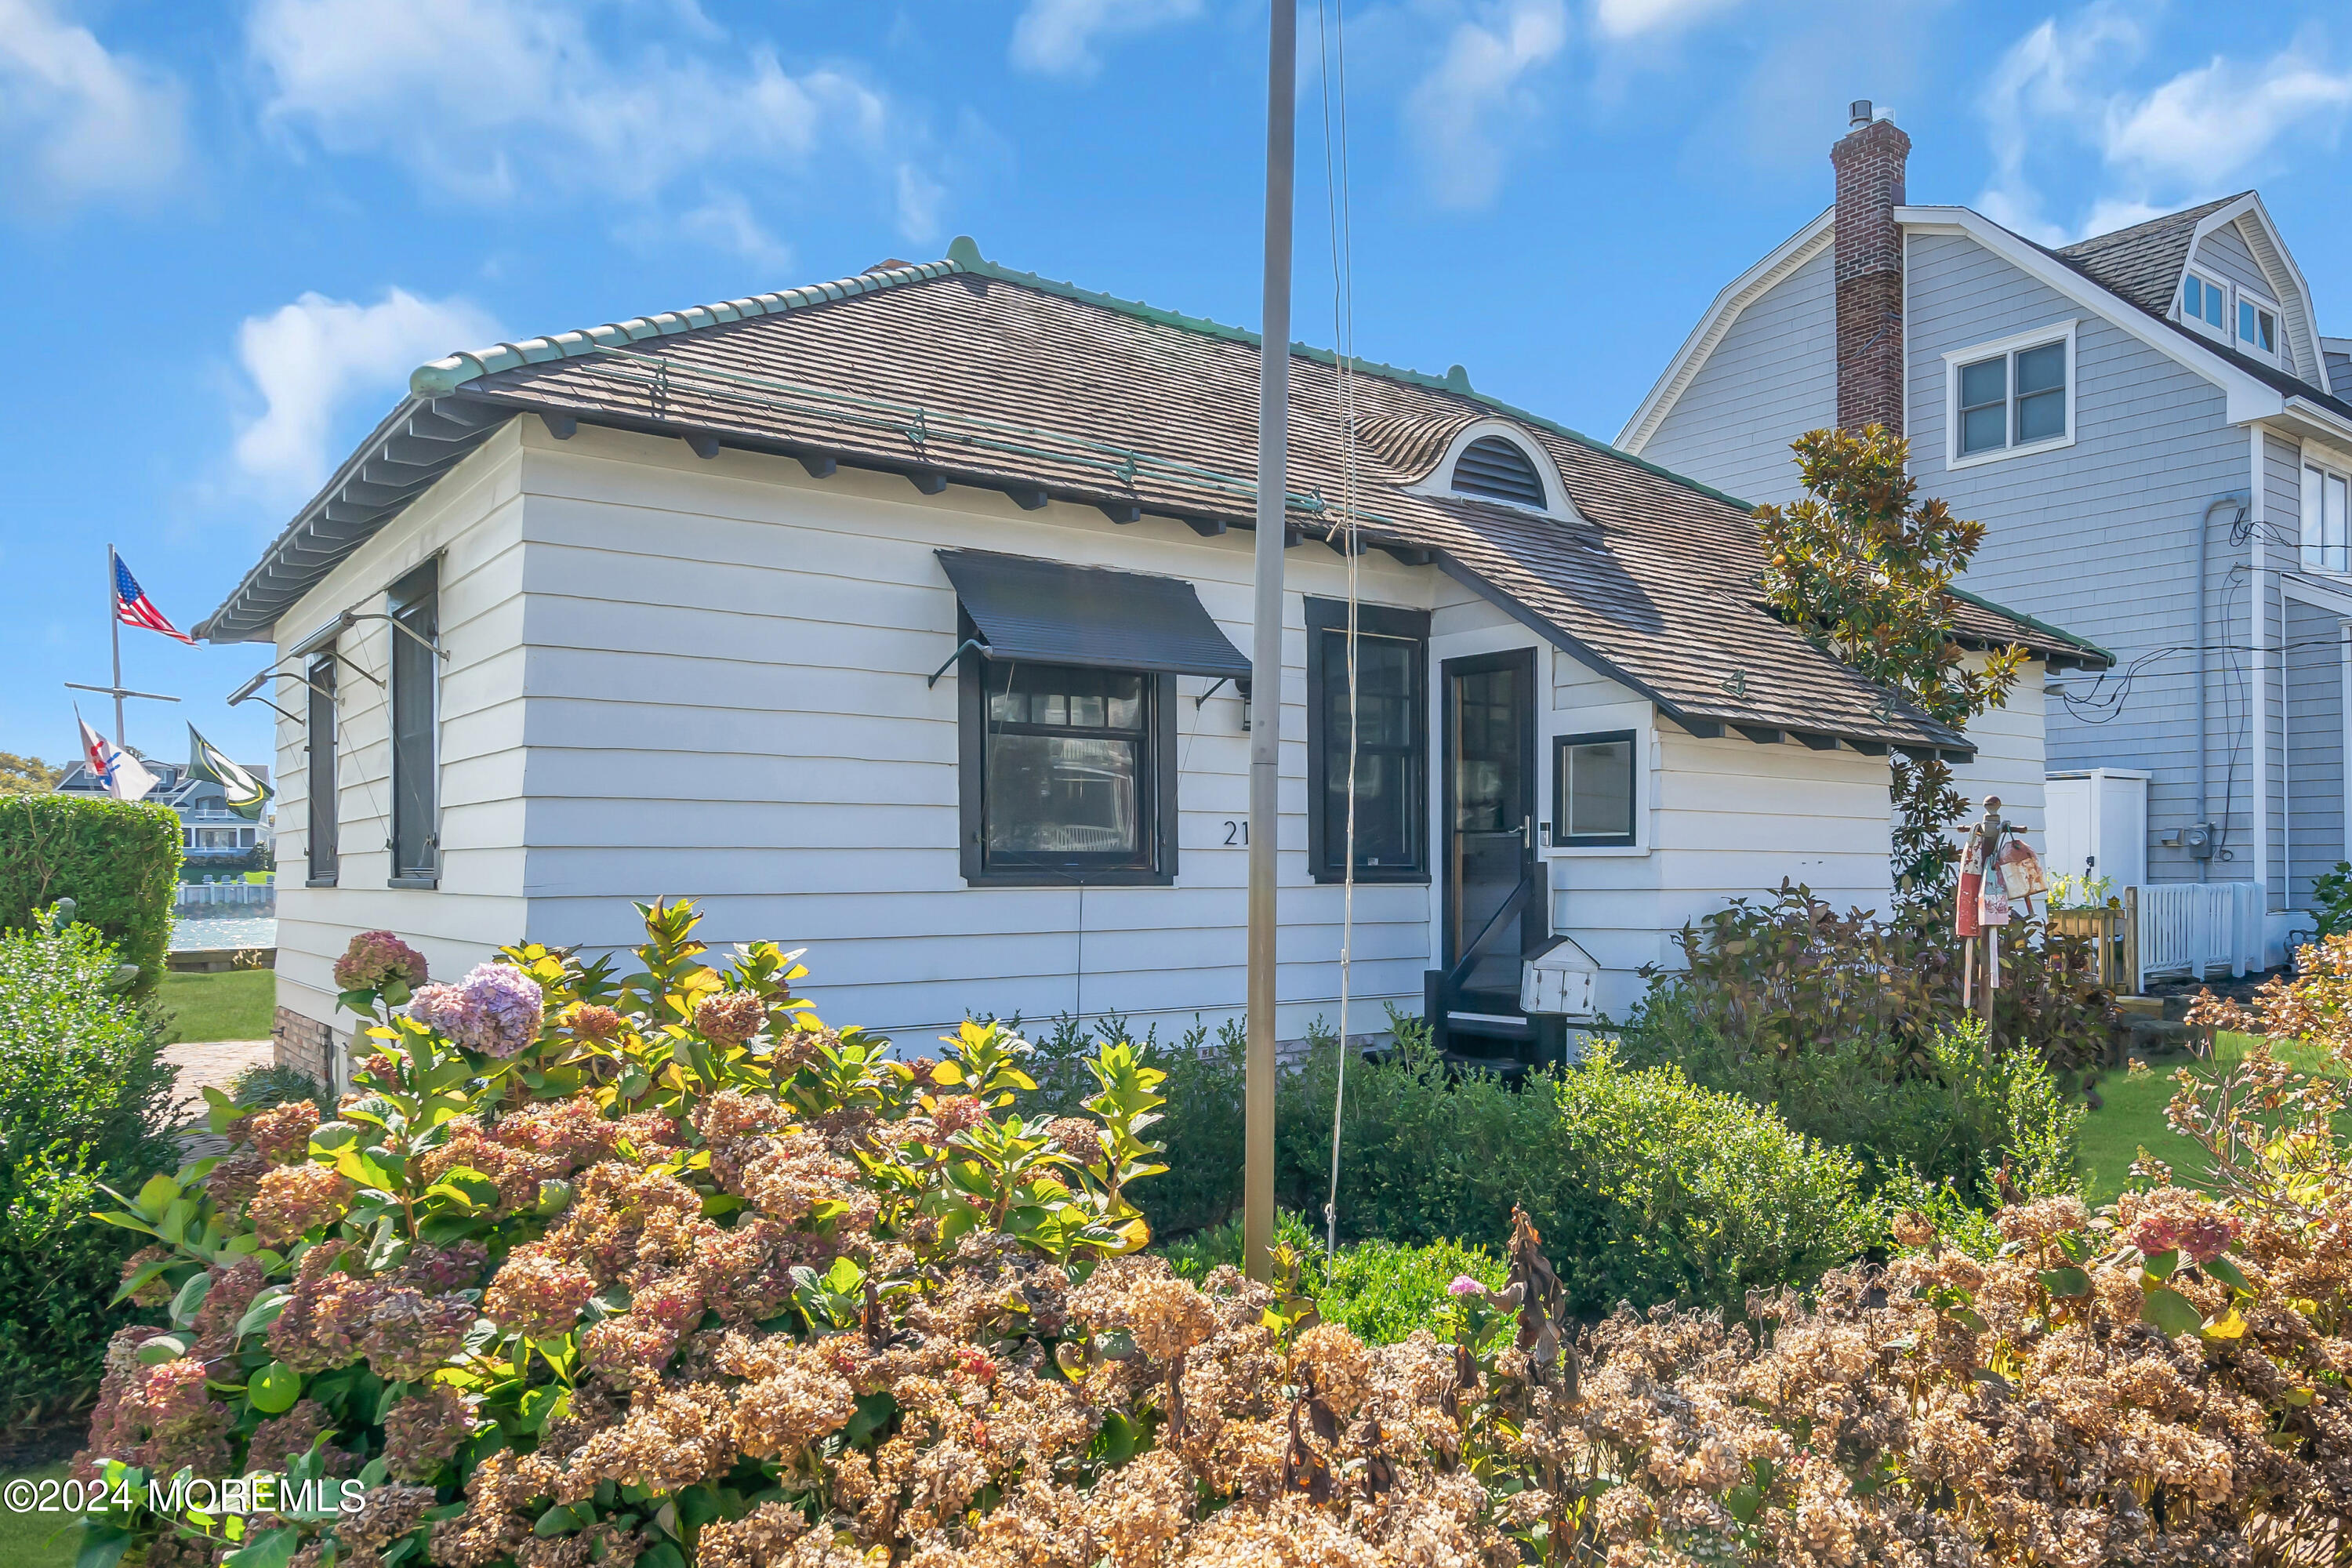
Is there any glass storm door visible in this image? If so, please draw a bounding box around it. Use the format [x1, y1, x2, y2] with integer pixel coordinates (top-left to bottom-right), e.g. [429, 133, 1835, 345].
[1443, 648, 1539, 1016]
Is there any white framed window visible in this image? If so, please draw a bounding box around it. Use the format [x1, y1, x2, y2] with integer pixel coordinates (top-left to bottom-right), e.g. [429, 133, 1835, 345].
[2237, 290, 2281, 362]
[2182, 271, 2227, 337]
[2304, 458, 2351, 575]
[1943, 321, 2077, 469]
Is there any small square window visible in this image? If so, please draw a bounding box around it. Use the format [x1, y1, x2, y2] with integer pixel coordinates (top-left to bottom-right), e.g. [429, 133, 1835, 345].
[1552, 731, 1636, 848]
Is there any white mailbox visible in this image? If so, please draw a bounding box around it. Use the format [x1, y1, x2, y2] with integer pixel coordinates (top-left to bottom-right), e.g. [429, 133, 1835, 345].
[1519, 936, 1600, 1020]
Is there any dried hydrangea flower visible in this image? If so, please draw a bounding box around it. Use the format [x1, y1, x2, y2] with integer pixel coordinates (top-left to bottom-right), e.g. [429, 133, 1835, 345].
[931, 1094, 986, 1138]
[694, 991, 768, 1047]
[1046, 1117, 1104, 1166]
[561, 1002, 626, 1042]
[243, 1098, 321, 1164]
[382, 1382, 475, 1481]
[359, 1289, 477, 1384]
[334, 931, 429, 993]
[249, 1162, 353, 1247]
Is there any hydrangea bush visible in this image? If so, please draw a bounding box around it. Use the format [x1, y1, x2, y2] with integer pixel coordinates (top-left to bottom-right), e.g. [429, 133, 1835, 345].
[71, 901, 2352, 1567]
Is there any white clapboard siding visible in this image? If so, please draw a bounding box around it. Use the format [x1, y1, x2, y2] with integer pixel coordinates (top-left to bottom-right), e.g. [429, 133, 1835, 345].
[270, 415, 2030, 1052]
[269, 425, 533, 1031]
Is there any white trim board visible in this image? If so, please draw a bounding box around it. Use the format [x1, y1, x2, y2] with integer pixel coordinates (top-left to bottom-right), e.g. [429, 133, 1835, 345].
[2188, 194, 2323, 388]
[1895, 205, 2348, 437]
[1616, 209, 1833, 456]
[1940, 319, 2079, 471]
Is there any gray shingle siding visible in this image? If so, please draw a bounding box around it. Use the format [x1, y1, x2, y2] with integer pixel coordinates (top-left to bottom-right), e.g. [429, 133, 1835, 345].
[1904, 229, 2259, 887]
[1637, 247, 1835, 508]
[2193, 224, 2273, 300]
[2284, 593, 2346, 903]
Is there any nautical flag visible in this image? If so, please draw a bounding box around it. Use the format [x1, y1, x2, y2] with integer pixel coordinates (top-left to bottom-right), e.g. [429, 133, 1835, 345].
[187, 725, 272, 820]
[77, 712, 158, 802]
[114, 554, 194, 644]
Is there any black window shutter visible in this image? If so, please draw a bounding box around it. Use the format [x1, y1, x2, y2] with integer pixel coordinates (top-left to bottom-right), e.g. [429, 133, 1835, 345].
[307, 653, 338, 884]
[389, 562, 440, 884]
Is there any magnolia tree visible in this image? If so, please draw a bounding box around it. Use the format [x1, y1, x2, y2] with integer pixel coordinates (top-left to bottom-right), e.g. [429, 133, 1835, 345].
[1755, 426, 2026, 903]
[65, 902, 2352, 1568]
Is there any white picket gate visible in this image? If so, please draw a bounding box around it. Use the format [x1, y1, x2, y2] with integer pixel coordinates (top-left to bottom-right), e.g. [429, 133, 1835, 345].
[2134, 881, 2261, 985]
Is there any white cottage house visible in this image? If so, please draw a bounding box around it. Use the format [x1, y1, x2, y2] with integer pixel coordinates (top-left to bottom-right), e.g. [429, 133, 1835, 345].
[194, 241, 2103, 1085]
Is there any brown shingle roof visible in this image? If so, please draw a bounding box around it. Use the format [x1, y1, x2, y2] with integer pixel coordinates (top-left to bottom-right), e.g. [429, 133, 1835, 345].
[201, 244, 2107, 755]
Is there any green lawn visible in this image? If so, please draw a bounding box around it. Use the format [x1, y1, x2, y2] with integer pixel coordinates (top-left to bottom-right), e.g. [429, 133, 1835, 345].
[158, 968, 274, 1043]
[2077, 1031, 2343, 1203]
[0, 1461, 81, 1568]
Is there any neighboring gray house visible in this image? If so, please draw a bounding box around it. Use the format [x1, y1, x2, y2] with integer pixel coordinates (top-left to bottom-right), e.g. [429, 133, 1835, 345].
[55, 753, 276, 874]
[1621, 103, 2352, 963]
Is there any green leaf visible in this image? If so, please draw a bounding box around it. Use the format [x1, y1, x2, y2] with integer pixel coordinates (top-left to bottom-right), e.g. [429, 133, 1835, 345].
[2037, 1268, 2089, 1298]
[2142, 1285, 2205, 1337]
[534, 1503, 590, 1537]
[638, 1545, 687, 1568]
[249, 1362, 303, 1415]
[514, 1385, 571, 1435]
[223, 1526, 300, 1568]
[2205, 1256, 2252, 1293]
[136, 1334, 188, 1365]
[844, 1390, 897, 1446]
[169, 1270, 214, 1328]
[74, 1523, 133, 1568]
[136, 1174, 181, 1220]
[2142, 1248, 2180, 1281]
[238, 1288, 292, 1335]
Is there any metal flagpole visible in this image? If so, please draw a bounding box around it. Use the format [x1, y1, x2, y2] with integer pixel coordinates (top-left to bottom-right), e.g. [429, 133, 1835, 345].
[1244, 0, 1298, 1283]
[108, 544, 126, 746]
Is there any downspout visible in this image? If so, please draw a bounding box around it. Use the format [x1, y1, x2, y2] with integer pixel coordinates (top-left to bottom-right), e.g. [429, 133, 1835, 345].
[2198, 491, 2250, 884]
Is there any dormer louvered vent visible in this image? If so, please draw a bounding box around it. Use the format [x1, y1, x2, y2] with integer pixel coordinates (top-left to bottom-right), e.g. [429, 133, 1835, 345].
[1450, 435, 1545, 507]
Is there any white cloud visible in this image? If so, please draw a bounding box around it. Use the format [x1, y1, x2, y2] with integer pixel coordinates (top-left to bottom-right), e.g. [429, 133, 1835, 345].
[1008, 0, 1203, 81]
[246, 0, 941, 252]
[1978, 5, 2350, 241]
[234, 289, 503, 501]
[1403, 0, 1568, 210]
[0, 0, 187, 211]
[674, 192, 795, 270]
[2103, 49, 2352, 189]
[1591, 0, 1740, 42]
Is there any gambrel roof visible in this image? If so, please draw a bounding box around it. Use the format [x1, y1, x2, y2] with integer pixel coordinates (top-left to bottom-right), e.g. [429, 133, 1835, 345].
[200, 241, 2106, 759]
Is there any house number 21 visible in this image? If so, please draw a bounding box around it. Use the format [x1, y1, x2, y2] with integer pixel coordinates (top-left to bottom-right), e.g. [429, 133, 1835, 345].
[1221, 820, 1248, 845]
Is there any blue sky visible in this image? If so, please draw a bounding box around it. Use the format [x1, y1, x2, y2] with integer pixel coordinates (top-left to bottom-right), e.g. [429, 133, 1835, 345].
[4, 0, 2349, 770]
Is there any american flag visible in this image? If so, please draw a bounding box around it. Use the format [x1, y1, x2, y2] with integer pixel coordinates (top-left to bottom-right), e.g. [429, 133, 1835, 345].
[114, 553, 194, 644]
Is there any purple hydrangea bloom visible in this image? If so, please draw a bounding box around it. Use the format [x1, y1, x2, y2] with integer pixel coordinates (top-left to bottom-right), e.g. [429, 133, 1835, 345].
[405, 982, 481, 1043]
[1447, 1275, 1484, 1298]
[459, 963, 545, 1058]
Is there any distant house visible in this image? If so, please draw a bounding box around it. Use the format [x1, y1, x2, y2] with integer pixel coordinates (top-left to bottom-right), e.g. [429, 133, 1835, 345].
[1622, 102, 2352, 965]
[194, 241, 2098, 1085]
[54, 754, 274, 875]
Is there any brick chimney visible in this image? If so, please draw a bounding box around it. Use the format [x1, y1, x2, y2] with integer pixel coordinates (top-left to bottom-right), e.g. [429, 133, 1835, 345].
[1831, 100, 1910, 435]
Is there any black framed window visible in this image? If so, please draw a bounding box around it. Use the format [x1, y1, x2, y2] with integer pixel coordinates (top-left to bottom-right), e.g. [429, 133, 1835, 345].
[1552, 730, 1636, 848]
[306, 650, 338, 886]
[1305, 598, 1429, 883]
[388, 561, 439, 887]
[959, 640, 1177, 886]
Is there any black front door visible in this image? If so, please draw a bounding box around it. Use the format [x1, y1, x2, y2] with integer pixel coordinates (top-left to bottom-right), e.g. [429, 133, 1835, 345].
[1443, 648, 1540, 1017]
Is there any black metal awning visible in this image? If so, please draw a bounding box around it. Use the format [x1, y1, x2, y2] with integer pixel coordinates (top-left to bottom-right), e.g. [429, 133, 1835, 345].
[935, 549, 1251, 679]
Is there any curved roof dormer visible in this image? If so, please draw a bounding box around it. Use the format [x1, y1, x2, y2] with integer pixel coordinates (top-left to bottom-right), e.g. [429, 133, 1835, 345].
[1402, 417, 1580, 522]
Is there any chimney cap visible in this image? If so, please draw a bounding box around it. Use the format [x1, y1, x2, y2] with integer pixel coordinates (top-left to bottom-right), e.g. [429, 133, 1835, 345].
[1849, 100, 1874, 129]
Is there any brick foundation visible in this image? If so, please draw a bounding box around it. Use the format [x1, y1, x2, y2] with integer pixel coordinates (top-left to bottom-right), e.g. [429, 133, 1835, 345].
[273, 1007, 345, 1091]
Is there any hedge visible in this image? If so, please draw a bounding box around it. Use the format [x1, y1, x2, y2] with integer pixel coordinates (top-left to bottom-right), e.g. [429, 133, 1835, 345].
[0, 793, 183, 996]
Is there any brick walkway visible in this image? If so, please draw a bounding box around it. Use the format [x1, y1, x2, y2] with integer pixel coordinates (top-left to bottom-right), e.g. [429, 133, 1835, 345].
[165, 1038, 273, 1159]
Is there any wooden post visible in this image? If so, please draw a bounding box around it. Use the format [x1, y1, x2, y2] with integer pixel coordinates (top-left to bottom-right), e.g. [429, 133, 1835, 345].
[2122, 884, 2141, 996]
